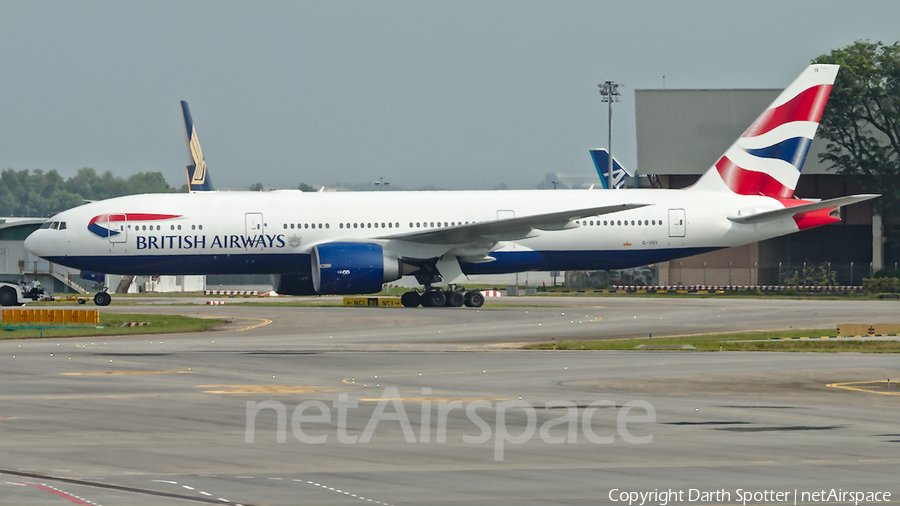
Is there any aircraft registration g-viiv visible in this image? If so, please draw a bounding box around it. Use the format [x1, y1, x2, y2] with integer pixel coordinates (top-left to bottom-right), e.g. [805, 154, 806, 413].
[24, 64, 877, 307]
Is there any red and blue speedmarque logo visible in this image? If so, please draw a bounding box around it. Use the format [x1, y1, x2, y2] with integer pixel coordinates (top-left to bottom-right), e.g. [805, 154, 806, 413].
[88, 213, 181, 238]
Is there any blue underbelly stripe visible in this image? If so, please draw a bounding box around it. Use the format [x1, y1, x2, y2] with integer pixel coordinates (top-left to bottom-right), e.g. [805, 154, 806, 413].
[47, 247, 722, 277]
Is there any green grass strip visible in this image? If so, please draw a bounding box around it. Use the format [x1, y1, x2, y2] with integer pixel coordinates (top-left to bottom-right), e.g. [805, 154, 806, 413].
[523, 328, 900, 353]
[1, 313, 222, 339]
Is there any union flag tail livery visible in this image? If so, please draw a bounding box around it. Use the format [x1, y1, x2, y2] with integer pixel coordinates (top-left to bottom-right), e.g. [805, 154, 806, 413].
[693, 64, 839, 197]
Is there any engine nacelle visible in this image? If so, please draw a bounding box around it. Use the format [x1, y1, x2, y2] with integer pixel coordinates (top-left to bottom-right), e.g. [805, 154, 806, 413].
[311, 242, 402, 295]
[271, 273, 317, 296]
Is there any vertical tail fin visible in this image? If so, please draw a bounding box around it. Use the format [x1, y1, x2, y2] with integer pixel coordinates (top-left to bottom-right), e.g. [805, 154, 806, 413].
[692, 64, 839, 197]
[181, 101, 214, 192]
[590, 149, 633, 189]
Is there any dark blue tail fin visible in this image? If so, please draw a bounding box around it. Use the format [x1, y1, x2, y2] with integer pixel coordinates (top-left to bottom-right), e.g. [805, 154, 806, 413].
[181, 101, 214, 192]
[590, 149, 632, 189]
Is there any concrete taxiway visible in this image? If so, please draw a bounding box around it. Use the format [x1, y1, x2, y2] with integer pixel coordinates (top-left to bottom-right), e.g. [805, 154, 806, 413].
[0, 297, 897, 505]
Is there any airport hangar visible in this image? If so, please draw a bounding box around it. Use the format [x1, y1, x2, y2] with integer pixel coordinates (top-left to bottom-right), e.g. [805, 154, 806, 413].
[633, 86, 895, 286]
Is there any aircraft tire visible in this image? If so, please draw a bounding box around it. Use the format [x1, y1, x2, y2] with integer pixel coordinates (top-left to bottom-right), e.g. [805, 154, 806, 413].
[94, 292, 111, 306]
[400, 291, 421, 308]
[464, 290, 485, 308]
[446, 291, 465, 307]
[0, 287, 17, 307]
[424, 290, 446, 308]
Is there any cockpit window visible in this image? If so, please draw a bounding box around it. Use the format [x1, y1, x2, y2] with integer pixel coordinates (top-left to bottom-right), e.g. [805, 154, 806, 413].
[39, 221, 66, 230]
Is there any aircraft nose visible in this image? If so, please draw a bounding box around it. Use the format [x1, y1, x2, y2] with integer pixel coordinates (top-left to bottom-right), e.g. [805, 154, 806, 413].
[24, 229, 46, 257]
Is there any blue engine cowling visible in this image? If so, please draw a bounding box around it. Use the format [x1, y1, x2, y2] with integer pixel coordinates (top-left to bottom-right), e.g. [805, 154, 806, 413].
[311, 242, 402, 295]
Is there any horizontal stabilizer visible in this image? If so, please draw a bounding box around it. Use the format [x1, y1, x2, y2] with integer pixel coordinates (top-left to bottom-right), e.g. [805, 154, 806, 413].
[728, 194, 879, 224]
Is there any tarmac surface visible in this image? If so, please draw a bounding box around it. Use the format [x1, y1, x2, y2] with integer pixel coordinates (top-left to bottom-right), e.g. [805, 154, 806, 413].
[1, 296, 898, 505]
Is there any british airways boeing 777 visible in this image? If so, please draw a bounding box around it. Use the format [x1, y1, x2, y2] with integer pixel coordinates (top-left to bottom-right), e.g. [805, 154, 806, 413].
[24, 65, 877, 307]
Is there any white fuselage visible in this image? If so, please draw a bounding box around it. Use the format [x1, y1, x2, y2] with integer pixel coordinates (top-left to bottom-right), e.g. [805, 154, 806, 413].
[25, 188, 802, 279]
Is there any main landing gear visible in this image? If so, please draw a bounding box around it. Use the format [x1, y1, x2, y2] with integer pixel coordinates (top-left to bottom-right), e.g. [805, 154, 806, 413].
[400, 286, 485, 308]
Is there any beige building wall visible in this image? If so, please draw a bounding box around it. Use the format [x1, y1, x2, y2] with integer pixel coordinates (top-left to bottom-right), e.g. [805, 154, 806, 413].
[660, 243, 760, 286]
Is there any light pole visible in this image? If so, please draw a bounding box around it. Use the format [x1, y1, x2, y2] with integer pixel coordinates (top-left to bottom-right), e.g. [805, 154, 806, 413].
[598, 80, 621, 190]
[375, 177, 389, 190]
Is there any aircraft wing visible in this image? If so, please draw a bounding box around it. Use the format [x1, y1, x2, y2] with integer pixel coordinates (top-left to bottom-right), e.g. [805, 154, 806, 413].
[383, 203, 648, 245]
[728, 194, 879, 224]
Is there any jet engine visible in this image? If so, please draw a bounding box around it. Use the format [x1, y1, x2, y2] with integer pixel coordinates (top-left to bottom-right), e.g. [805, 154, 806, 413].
[311, 242, 408, 295]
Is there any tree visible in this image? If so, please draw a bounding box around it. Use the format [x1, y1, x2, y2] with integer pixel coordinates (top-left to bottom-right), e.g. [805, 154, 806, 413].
[813, 41, 900, 238]
[249, 183, 264, 191]
[0, 167, 184, 217]
[298, 183, 316, 192]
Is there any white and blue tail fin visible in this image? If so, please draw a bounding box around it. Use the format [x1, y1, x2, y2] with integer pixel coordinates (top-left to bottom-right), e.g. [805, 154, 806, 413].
[181, 101, 214, 192]
[590, 149, 633, 189]
[692, 64, 839, 198]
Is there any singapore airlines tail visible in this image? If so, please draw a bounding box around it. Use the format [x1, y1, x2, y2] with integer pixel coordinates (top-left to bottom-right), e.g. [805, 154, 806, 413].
[181, 101, 214, 192]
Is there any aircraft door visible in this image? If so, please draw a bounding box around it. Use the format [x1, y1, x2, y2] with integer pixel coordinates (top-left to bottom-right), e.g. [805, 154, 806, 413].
[108, 214, 127, 243]
[668, 209, 686, 237]
[245, 213, 264, 239]
[497, 210, 515, 220]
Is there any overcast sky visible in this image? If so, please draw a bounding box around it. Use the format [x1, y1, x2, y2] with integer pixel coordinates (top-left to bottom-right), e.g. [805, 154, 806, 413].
[1, 1, 898, 191]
